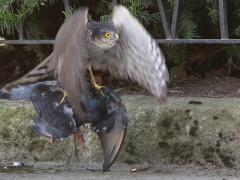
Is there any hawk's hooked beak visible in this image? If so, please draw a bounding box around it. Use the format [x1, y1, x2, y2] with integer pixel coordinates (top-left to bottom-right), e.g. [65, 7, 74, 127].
[115, 34, 119, 41]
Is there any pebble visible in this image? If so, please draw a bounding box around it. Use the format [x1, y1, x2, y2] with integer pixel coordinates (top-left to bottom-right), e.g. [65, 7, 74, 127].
[13, 161, 24, 166]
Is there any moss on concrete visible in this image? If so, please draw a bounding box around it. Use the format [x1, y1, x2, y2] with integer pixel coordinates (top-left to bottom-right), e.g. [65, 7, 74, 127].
[118, 96, 240, 167]
[1, 96, 240, 167]
[0, 100, 101, 163]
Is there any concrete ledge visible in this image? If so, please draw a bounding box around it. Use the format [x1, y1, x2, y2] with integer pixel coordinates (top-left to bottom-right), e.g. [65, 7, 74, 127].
[0, 96, 240, 167]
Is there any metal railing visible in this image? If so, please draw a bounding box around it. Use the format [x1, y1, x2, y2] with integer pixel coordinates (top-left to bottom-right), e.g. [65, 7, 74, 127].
[0, 0, 239, 45]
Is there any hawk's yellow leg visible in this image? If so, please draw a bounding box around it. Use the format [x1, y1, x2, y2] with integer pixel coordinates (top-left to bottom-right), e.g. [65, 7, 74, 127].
[88, 66, 104, 95]
[60, 89, 67, 104]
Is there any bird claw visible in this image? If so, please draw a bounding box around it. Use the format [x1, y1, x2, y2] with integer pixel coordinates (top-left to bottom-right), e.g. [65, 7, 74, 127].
[88, 66, 104, 96]
[94, 83, 105, 90]
[59, 89, 67, 104]
[91, 81, 105, 96]
[53, 101, 59, 108]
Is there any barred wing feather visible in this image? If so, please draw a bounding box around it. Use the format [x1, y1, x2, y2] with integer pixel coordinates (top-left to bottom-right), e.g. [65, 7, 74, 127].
[92, 5, 169, 103]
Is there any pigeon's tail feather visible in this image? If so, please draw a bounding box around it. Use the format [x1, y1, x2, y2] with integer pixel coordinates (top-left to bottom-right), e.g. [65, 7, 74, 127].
[0, 83, 37, 101]
[0, 81, 59, 101]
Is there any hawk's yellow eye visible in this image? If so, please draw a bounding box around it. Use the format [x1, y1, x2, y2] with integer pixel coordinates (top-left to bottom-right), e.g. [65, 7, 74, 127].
[105, 32, 111, 38]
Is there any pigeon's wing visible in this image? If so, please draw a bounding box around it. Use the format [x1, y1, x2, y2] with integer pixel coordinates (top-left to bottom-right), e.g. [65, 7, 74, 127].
[91, 111, 116, 134]
[98, 87, 128, 171]
[51, 8, 88, 120]
[0, 81, 57, 101]
[92, 5, 169, 103]
[2, 54, 53, 92]
[31, 82, 77, 139]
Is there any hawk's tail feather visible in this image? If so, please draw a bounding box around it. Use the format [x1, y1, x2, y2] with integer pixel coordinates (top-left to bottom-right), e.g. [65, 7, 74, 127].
[2, 53, 54, 92]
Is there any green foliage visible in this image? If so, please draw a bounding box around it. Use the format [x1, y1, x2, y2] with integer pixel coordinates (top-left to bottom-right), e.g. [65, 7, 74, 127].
[163, 44, 189, 77]
[227, 45, 240, 62]
[0, 0, 60, 61]
[163, 0, 240, 77]
[121, 0, 157, 7]
[0, 0, 49, 35]
[62, 5, 76, 19]
[96, 0, 162, 36]
[24, 7, 49, 61]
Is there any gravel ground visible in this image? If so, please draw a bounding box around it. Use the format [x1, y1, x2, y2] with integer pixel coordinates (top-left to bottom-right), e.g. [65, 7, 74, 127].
[168, 77, 240, 98]
[1, 162, 240, 180]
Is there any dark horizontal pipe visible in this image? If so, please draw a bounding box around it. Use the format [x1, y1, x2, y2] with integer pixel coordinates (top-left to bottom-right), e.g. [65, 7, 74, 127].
[155, 39, 240, 44]
[0, 40, 55, 44]
[0, 39, 240, 45]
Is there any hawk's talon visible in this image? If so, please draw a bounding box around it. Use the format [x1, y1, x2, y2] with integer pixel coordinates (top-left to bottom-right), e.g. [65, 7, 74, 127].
[91, 81, 105, 96]
[88, 66, 105, 96]
[60, 90, 67, 104]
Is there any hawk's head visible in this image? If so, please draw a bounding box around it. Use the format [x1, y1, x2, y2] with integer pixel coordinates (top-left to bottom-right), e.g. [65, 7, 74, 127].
[88, 20, 119, 50]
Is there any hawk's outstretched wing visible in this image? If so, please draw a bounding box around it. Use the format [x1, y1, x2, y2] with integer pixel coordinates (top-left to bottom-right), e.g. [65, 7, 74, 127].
[51, 8, 88, 119]
[3, 9, 89, 120]
[92, 5, 169, 103]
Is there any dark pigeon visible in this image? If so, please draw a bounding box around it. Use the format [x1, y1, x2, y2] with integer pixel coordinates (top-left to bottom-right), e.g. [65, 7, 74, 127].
[0, 81, 128, 170]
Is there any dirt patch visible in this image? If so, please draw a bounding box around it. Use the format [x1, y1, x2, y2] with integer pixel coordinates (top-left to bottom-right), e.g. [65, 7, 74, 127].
[168, 77, 240, 98]
[105, 76, 240, 99]
[1, 162, 240, 180]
